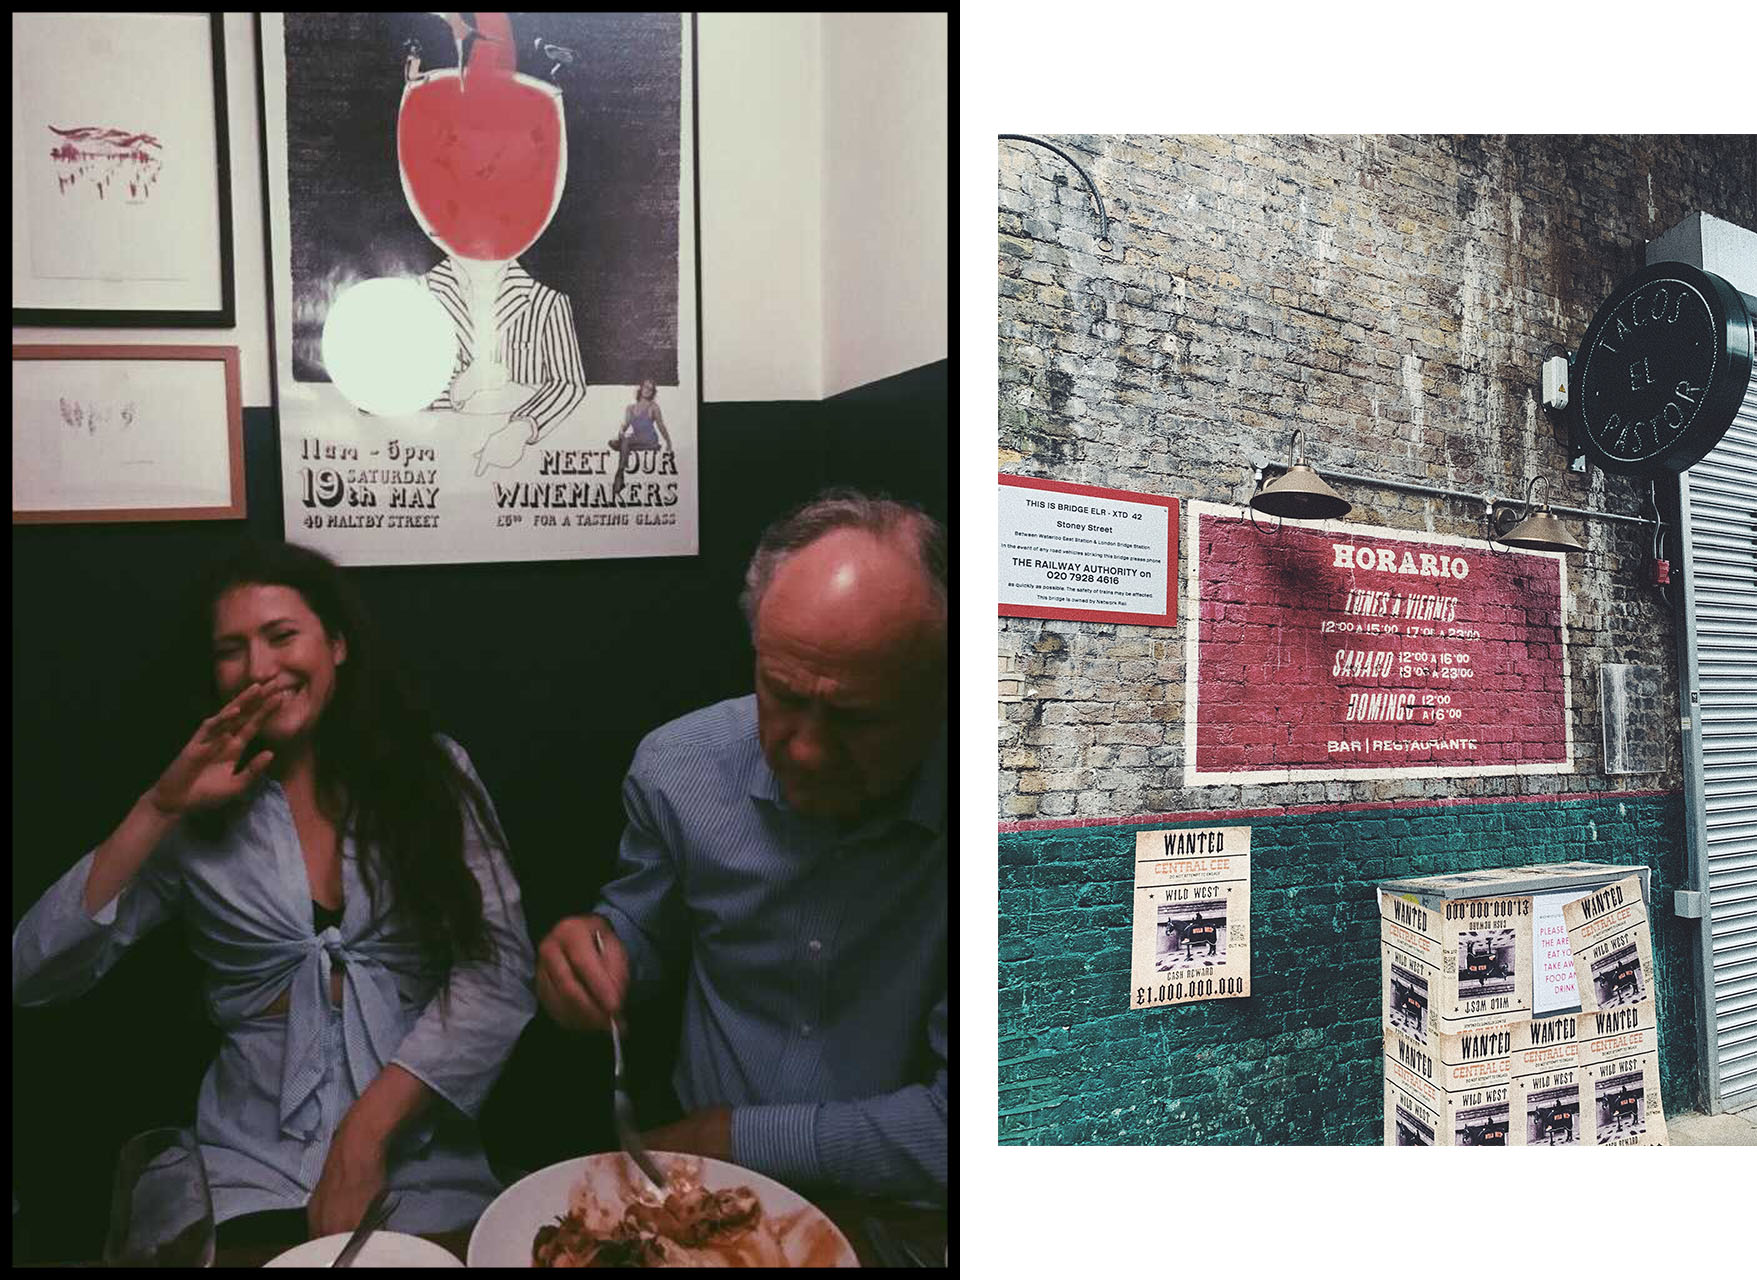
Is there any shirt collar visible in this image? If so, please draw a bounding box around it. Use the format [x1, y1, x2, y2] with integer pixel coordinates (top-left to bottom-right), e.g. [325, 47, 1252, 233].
[437, 256, 535, 301]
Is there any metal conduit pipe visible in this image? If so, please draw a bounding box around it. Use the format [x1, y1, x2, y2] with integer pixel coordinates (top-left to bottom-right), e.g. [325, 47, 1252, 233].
[1260, 463, 1659, 528]
[998, 134, 1112, 249]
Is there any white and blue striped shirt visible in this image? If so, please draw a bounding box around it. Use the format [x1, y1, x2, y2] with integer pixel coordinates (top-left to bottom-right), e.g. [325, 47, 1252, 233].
[11, 739, 535, 1233]
[596, 696, 947, 1204]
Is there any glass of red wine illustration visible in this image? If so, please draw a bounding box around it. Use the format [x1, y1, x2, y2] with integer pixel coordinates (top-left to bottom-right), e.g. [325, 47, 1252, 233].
[396, 13, 570, 470]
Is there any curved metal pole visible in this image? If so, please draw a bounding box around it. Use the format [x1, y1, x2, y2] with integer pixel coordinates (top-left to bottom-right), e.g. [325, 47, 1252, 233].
[998, 134, 1111, 247]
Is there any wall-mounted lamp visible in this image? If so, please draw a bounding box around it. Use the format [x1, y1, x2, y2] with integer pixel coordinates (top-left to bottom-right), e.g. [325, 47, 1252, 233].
[1249, 429, 1351, 521]
[1497, 477, 1586, 554]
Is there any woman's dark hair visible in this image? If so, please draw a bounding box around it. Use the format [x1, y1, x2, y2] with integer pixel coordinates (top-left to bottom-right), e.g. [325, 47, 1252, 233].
[186, 541, 498, 988]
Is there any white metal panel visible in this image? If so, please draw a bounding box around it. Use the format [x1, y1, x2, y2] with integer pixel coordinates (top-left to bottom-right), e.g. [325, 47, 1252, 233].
[1685, 368, 1757, 1110]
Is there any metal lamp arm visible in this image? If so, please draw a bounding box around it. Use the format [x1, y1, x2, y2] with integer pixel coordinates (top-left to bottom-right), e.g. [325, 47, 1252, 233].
[999, 134, 1111, 248]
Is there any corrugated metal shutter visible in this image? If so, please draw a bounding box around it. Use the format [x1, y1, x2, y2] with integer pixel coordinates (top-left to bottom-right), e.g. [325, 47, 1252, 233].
[1685, 370, 1757, 1111]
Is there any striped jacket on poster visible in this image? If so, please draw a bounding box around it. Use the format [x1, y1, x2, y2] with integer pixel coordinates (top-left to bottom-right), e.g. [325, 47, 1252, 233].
[420, 257, 587, 442]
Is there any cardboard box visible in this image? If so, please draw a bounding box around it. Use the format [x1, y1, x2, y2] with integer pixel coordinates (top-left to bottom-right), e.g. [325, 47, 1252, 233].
[1378, 889, 1533, 1035]
[1577, 998, 1668, 1146]
[1508, 1013, 1585, 1146]
[1383, 1024, 1513, 1146]
[1378, 864, 1654, 1036]
[1377, 863, 1665, 1148]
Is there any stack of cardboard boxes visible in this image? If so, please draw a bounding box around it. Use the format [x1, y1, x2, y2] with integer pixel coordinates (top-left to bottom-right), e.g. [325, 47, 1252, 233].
[1378, 862, 1666, 1146]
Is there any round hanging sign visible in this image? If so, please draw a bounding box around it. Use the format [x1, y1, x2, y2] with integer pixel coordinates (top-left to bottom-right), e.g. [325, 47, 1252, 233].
[1574, 261, 1754, 474]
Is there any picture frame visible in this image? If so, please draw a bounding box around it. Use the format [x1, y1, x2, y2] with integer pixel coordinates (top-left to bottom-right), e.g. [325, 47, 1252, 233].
[12, 344, 245, 524]
[11, 12, 236, 327]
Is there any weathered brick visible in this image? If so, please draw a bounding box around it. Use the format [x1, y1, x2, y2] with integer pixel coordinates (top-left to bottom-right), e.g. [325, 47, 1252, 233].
[996, 133, 1743, 1145]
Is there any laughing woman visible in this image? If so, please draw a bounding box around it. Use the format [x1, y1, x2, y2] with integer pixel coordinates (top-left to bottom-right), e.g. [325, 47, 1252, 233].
[11, 542, 536, 1241]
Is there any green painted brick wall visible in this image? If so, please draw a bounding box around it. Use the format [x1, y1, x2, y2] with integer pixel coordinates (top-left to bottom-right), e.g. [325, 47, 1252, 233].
[998, 791, 1695, 1145]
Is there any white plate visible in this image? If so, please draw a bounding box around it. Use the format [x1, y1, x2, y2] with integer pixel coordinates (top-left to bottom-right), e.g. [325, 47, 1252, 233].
[467, 1151, 858, 1268]
[263, 1229, 463, 1267]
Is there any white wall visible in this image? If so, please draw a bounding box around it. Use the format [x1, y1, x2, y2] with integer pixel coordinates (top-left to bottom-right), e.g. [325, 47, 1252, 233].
[820, 12, 949, 396]
[696, 13, 824, 401]
[11, 14, 946, 407]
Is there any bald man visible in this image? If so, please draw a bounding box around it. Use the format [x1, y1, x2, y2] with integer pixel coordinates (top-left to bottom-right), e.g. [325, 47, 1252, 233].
[536, 490, 947, 1204]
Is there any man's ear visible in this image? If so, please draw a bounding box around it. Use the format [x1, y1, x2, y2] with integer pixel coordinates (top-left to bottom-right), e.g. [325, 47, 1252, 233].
[333, 633, 349, 667]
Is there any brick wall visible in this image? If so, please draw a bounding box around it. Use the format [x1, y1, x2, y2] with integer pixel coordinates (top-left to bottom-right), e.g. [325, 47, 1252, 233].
[996, 135, 1756, 1141]
[999, 793, 1694, 1144]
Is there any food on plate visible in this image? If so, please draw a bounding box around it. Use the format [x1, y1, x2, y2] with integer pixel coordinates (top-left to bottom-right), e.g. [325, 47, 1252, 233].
[531, 1160, 788, 1267]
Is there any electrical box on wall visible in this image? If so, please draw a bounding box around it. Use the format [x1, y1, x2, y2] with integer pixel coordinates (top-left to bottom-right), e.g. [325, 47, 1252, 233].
[1542, 356, 1569, 410]
[1542, 352, 1589, 472]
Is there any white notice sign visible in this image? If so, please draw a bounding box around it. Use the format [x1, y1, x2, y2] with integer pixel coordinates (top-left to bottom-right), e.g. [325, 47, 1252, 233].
[998, 475, 1177, 626]
[1532, 889, 1592, 1015]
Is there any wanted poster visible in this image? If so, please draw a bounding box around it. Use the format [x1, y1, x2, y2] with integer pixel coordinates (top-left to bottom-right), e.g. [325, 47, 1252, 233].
[1130, 826, 1250, 1010]
[1383, 1024, 1513, 1147]
[1578, 998, 1668, 1146]
[1561, 875, 1655, 1015]
[1379, 890, 1533, 1033]
[1382, 942, 1437, 1044]
[1509, 1014, 1583, 1146]
[1386, 1074, 1440, 1147]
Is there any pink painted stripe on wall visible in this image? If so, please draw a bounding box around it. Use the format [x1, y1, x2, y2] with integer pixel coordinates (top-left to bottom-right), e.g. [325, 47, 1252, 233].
[996, 788, 1681, 833]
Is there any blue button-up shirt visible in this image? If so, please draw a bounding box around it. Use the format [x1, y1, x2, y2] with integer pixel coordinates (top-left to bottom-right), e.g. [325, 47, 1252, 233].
[595, 696, 947, 1203]
[11, 738, 536, 1233]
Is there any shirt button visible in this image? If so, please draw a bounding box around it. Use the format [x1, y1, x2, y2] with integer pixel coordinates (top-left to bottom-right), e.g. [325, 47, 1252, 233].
[808, 939, 822, 957]
[800, 1023, 814, 1037]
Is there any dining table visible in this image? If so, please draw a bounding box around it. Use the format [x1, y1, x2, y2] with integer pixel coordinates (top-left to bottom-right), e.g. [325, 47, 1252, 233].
[36, 1195, 947, 1268]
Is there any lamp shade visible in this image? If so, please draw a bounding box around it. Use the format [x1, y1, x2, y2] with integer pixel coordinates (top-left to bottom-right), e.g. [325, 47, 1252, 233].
[1499, 505, 1585, 554]
[1249, 464, 1351, 521]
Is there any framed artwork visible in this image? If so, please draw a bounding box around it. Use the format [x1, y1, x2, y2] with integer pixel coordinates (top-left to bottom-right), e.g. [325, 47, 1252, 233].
[258, 12, 700, 566]
[11, 12, 237, 327]
[12, 345, 245, 524]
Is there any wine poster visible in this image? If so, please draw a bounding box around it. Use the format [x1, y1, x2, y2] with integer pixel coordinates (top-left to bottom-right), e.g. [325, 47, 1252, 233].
[261, 13, 698, 565]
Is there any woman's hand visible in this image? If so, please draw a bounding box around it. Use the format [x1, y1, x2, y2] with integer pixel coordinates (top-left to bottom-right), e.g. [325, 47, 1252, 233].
[145, 683, 286, 817]
[306, 1122, 389, 1238]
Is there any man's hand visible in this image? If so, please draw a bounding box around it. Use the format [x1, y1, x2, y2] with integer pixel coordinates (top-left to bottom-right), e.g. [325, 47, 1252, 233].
[642, 1107, 732, 1162]
[536, 914, 629, 1033]
[306, 1123, 388, 1238]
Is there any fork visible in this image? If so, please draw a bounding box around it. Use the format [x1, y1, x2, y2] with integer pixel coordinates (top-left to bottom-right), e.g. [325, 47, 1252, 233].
[593, 929, 668, 1193]
[864, 1217, 933, 1267]
[330, 1189, 398, 1268]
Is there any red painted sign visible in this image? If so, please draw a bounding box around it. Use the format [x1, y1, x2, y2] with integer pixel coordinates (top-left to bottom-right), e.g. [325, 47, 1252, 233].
[1186, 503, 1571, 782]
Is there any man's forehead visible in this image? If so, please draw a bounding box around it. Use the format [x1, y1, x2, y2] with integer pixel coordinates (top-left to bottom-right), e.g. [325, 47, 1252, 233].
[758, 530, 941, 653]
[756, 638, 923, 707]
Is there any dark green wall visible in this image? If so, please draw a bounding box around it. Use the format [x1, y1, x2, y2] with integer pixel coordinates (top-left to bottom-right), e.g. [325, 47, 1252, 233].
[10, 362, 946, 1262]
[998, 791, 1694, 1145]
